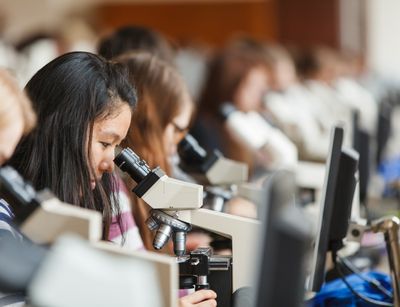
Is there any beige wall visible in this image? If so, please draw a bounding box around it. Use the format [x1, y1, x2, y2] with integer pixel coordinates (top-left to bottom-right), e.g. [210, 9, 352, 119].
[365, 0, 400, 75]
[0, 0, 270, 43]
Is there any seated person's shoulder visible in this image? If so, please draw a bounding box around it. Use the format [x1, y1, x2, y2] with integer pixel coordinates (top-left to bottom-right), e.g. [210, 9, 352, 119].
[0, 199, 24, 242]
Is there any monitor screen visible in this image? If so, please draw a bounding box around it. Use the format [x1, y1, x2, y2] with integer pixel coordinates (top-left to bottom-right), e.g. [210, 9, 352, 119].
[308, 126, 359, 292]
[307, 126, 344, 292]
[245, 171, 312, 307]
[328, 148, 359, 252]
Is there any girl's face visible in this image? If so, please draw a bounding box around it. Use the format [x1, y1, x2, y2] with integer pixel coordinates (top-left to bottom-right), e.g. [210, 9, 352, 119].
[234, 66, 269, 112]
[163, 103, 192, 158]
[89, 103, 131, 189]
[0, 110, 24, 165]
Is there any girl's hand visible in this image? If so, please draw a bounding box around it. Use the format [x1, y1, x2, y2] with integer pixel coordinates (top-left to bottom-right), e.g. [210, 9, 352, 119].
[179, 290, 217, 307]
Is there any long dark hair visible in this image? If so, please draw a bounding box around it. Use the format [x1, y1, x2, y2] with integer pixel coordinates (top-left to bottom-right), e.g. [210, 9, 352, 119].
[9, 52, 137, 238]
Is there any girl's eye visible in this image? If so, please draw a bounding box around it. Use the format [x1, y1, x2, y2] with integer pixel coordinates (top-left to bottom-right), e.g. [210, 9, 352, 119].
[100, 142, 111, 148]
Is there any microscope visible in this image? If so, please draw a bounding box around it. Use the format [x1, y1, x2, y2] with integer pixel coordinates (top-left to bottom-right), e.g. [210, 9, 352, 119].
[219, 103, 298, 171]
[177, 134, 249, 212]
[178, 134, 248, 186]
[114, 147, 260, 306]
[0, 166, 102, 244]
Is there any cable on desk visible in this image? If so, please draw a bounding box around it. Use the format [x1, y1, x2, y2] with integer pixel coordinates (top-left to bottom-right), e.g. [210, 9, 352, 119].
[338, 255, 393, 299]
[332, 251, 393, 307]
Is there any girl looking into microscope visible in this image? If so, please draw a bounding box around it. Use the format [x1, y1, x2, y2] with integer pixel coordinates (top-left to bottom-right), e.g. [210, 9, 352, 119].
[6, 52, 216, 307]
[8, 52, 136, 242]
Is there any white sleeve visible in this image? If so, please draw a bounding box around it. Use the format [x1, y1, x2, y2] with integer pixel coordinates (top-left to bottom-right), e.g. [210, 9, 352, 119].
[225, 111, 298, 170]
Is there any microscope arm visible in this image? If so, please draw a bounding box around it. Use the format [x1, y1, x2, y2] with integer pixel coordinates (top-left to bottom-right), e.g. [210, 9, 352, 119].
[205, 157, 248, 186]
[21, 196, 103, 244]
[348, 216, 400, 307]
[371, 216, 400, 307]
[28, 236, 178, 307]
[177, 208, 260, 291]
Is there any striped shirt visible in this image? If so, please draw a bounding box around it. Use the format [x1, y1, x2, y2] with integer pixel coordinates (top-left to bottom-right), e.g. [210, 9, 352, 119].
[109, 176, 145, 251]
[0, 199, 26, 305]
[0, 199, 23, 241]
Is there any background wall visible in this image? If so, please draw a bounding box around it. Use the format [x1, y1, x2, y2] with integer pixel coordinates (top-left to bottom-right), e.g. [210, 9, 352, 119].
[276, 0, 340, 48]
[365, 0, 400, 75]
[96, 1, 278, 46]
[1, 0, 400, 76]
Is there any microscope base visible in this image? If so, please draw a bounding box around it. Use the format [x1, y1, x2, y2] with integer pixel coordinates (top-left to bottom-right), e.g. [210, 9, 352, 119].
[208, 265, 232, 307]
[179, 249, 233, 307]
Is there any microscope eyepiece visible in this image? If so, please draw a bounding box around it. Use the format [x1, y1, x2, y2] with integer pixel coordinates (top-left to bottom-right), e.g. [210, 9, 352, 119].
[177, 135, 221, 178]
[178, 134, 208, 165]
[114, 147, 151, 183]
[219, 102, 237, 120]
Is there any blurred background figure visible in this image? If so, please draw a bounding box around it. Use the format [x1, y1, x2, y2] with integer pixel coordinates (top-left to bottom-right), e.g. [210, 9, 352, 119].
[191, 38, 297, 178]
[98, 25, 175, 63]
[0, 68, 36, 305]
[15, 33, 61, 86]
[0, 69, 35, 164]
[263, 45, 334, 161]
[117, 52, 194, 251]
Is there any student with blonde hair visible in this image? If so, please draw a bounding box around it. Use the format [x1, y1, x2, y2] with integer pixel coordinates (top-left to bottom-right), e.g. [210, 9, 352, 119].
[0, 69, 36, 305]
[0, 69, 35, 164]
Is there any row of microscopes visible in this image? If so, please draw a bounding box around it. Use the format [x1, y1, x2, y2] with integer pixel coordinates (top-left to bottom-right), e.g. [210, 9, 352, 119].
[1, 104, 395, 307]
[0, 103, 269, 307]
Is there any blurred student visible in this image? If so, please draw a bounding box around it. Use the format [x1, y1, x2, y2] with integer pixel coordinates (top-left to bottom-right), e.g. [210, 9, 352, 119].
[333, 51, 377, 134]
[116, 52, 199, 249]
[118, 51, 217, 307]
[295, 47, 354, 145]
[263, 45, 335, 161]
[0, 68, 36, 240]
[0, 68, 36, 305]
[0, 69, 35, 165]
[98, 25, 174, 63]
[192, 39, 297, 176]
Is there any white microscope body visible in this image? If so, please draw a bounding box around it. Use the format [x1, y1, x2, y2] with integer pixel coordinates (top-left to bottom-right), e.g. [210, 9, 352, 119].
[115, 147, 260, 292]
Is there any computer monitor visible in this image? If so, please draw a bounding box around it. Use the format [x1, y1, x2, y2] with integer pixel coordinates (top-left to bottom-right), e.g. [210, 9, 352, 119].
[235, 171, 312, 307]
[353, 110, 370, 206]
[307, 126, 359, 292]
[328, 148, 359, 253]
